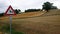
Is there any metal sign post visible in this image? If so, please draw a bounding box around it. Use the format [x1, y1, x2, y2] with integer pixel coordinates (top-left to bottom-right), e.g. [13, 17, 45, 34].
[10, 15, 12, 34]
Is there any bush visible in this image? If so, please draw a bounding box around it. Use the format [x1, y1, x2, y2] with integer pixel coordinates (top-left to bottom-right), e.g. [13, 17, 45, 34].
[14, 9, 21, 14]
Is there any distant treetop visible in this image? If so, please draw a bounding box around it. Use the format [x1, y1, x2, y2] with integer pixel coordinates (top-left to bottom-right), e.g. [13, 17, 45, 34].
[42, 2, 58, 12]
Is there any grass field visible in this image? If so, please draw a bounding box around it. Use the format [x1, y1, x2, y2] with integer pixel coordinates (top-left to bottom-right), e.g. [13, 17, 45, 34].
[0, 10, 60, 34]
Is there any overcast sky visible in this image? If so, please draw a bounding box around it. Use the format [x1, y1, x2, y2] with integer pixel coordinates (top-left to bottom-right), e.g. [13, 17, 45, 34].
[0, 0, 60, 13]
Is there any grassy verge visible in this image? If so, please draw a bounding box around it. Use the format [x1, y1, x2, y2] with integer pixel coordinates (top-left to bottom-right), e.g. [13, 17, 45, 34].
[0, 24, 24, 34]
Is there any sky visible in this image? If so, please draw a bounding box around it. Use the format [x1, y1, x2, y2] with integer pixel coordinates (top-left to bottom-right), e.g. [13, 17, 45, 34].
[0, 0, 60, 13]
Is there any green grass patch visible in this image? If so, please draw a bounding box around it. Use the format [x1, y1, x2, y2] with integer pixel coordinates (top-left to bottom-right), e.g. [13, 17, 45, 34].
[0, 24, 24, 34]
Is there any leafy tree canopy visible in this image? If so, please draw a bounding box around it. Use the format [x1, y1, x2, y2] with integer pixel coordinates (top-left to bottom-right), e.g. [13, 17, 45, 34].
[42, 2, 57, 12]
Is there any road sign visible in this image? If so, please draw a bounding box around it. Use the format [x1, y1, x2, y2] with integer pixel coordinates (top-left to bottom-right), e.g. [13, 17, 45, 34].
[4, 5, 16, 34]
[5, 5, 16, 16]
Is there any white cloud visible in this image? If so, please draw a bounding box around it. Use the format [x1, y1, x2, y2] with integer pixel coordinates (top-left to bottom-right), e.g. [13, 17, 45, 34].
[0, 0, 10, 13]
[52, 1, 60, 9]
[0, 0, 60, 13]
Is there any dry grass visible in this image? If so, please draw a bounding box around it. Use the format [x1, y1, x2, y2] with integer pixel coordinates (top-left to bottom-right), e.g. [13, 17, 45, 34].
[0, 10, 60, 34]
[0, 15, 60, 34]
[0, 11, 46, 20]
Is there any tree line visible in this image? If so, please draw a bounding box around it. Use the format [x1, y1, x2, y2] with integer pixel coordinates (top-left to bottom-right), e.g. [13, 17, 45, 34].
[25, 2, 58, 12]
[0, 2, 58, 17]
[25, 9, 41, 12]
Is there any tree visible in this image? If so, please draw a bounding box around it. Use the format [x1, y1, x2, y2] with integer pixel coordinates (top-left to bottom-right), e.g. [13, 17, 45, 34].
[14, 9, 21, 14]
[0, 13, 4, 17]
[42, 2, 56, 12]
[51, 6, 58, 9]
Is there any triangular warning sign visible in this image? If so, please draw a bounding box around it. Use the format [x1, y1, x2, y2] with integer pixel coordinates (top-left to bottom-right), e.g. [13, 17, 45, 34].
[5, 5, 16, 16]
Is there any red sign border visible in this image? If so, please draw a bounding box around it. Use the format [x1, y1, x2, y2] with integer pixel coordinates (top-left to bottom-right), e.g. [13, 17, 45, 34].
[4, 5, 16, 16]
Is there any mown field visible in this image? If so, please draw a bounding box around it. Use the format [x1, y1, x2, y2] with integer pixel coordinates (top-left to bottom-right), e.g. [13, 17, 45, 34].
[0, 10, 60, 34]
